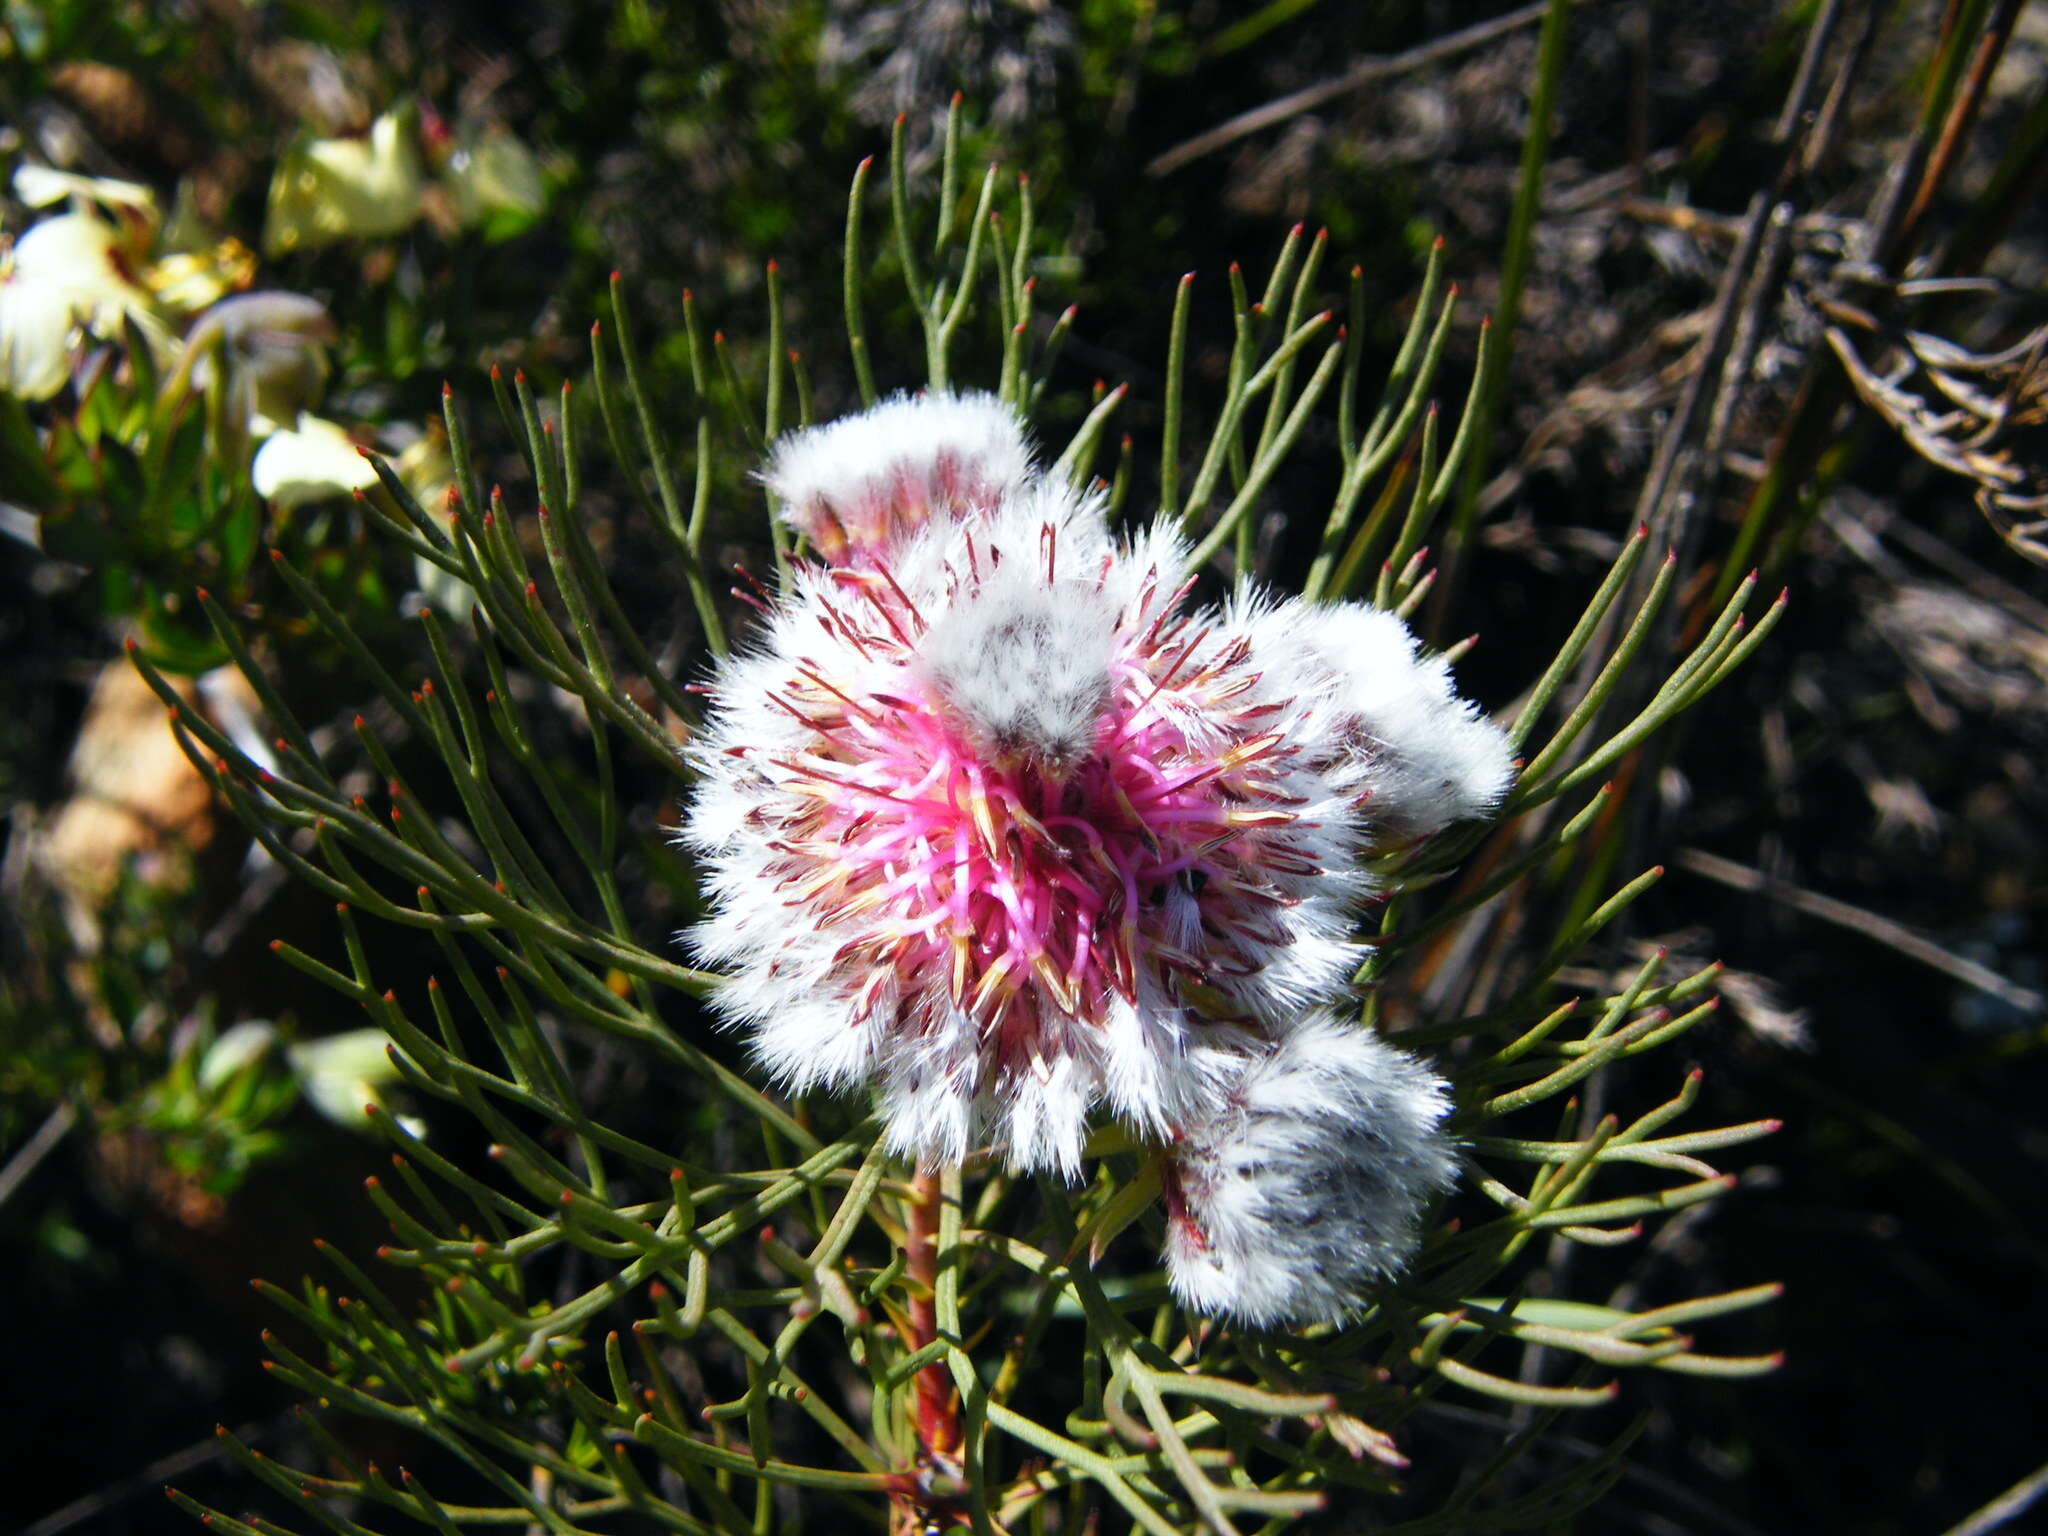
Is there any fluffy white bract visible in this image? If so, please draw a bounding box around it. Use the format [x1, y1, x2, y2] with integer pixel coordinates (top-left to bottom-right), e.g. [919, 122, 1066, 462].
[685, 395, 1511, 1184]
[763, 390, 1034, 566]
[1163, 1015, 1458, 1326]
[1234, 597, 1516, 840]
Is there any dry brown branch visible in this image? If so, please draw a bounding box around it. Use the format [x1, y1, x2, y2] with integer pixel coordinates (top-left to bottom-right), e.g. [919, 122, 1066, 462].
[1674, 847, 2042, 1017]
[1144, 0, 1593, 178]
[1822, 309, 2048, 565]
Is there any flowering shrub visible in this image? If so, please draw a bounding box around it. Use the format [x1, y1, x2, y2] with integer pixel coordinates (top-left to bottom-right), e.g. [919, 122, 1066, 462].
[127, 109, 1785, 1534]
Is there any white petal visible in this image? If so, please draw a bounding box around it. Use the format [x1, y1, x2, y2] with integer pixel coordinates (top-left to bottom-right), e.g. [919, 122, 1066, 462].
[13, 165, 157, 214]
[251, 413, 378, 506]
[0, 275, 79, 399]
[197, 1019, 281, 1090]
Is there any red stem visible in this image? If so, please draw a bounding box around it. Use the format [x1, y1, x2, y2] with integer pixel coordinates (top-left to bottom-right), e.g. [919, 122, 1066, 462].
[904, 1168, 960, 1459]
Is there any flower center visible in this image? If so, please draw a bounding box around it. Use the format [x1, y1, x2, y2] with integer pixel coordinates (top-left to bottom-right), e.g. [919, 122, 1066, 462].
[757, 584, 1313, 1082]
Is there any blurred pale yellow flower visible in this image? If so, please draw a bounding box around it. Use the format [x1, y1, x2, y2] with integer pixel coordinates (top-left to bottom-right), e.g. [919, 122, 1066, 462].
[446, 125, 546, 234]
[198, 1020, 425, 1137]
[263, 107, 425, 257]
[391, 423, 479, 615]
[182, 290, 336, 438]
[287, 1028, 426, 1137]
[0, 208, 168, 399]
[146, 237, 259, 316]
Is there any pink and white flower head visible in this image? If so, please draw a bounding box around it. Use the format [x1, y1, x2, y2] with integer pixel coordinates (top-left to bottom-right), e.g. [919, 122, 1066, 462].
[685, 394, 1511, 1177]
[763, 390, 1034, 567]
[1162, 1014, 1457, 1326]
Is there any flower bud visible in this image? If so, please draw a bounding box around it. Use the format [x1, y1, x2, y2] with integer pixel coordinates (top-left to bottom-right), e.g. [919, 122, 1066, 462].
[1163, 1016, 1456, 1326]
